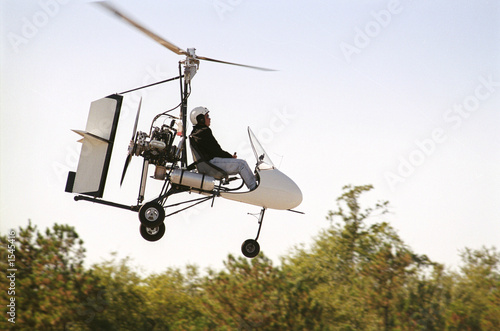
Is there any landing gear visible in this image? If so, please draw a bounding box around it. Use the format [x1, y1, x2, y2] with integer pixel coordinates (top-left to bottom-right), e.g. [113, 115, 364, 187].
[241, 208, 265, 258]
[139, 201, 165, 241]
[241, 239, 260, 258]
[138, 201, 165, 228]
[138, 201, 166, 242]
[140, 223, 166, 242]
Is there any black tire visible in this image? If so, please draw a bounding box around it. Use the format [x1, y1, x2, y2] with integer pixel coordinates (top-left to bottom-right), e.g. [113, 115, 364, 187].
[138, 201, 165, 227]
[139, 223, 166, 242]
[241, 239, 260, 258]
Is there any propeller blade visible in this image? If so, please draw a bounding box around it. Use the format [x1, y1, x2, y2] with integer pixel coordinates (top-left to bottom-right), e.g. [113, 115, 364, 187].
[120, 154, 132, 186]
[131, 97, 142, 140]
[121, 98, 142, 186]
[196, 55, 276, 71]
[96, 2, 187, 56]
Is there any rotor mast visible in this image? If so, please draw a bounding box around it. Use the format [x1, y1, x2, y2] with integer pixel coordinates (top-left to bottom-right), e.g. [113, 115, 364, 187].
[179, 48, 199, 167]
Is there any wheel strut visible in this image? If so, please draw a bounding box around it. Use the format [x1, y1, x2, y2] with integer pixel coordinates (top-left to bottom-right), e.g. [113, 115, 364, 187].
[254, 208, 266, 241]
[241, 208, 266, 258]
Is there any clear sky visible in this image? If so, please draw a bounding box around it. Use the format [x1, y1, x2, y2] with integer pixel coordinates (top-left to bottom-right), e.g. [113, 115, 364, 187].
[1, 0, 499, 274]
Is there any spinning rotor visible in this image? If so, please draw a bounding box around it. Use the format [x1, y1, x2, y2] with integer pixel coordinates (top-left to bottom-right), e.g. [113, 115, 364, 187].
[98, 1, 274, 84]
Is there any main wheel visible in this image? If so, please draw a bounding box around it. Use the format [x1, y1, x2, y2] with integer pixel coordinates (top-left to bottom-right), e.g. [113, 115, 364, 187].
[138, 201, 165, 227]
[241, 239, 260, 258]
[139, 223, 166, 242]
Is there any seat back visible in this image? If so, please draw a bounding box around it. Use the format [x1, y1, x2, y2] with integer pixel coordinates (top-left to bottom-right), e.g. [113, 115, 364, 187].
[189, 137, 228, 180]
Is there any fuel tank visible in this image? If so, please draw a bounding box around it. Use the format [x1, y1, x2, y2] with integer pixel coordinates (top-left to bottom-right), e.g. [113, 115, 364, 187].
[170, 169, 215, 191]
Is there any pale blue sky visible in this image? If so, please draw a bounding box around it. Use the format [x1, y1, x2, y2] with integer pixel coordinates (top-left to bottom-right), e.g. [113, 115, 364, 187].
[1, 0, 499, 273]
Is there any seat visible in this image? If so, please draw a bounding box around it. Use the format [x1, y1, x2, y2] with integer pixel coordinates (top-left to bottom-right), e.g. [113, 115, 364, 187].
[188, 137, 228, 180]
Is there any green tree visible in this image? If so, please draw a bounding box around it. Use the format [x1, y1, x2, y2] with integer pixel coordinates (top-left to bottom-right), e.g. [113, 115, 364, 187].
[284, 185, 432, 330]
[88, 254, 153, 330]
[278, 252, 325, 330]
[0, 221, 103, 330]
[202, 254, 284, 330]
[5, 186, 499, 330]
[445, 246, 500, 330]
[142, 265, 210, 330]
[394, 262, 452, 330]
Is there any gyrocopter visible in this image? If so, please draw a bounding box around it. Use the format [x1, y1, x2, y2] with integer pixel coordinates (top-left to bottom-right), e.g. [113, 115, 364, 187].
[65, 2, 302, 258]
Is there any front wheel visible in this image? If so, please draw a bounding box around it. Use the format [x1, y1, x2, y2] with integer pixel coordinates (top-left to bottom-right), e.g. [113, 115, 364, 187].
[139, 223, 166, 242]
[241, 239, 260, 258]
[138, 201, 165, 228]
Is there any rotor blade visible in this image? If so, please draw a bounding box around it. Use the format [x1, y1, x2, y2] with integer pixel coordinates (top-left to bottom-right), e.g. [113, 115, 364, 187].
[196, 55, 276, 71]
[97, 2, 187, 56]
[120, 154, 132, 186]
[131, 97, 142, 140]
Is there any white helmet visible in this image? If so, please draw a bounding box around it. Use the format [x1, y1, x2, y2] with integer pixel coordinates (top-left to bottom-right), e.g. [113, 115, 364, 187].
[190, 106, 210, 125]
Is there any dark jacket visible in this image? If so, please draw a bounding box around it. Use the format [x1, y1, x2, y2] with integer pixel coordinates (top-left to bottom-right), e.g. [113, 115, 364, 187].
[190, 125, 232, 160]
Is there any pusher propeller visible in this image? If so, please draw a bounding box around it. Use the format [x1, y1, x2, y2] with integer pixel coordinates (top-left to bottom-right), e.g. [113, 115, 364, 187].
[120, 98, 142, 186]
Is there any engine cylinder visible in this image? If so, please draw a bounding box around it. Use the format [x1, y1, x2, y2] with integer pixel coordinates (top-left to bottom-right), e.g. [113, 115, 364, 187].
[150, 139, 166, 150]
[170, 169, 215, 191]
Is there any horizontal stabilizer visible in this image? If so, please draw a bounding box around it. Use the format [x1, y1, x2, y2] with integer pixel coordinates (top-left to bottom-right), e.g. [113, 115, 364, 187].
[72, 129, 111, 143]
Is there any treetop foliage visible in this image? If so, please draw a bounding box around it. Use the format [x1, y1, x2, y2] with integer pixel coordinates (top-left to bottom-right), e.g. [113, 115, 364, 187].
[1, 185, 499, 330]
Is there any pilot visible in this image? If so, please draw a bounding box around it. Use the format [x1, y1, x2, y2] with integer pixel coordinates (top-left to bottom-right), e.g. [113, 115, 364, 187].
[189, 106, 257, 190]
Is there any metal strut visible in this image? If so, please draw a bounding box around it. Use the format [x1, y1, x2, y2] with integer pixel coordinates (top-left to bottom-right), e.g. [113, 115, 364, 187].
[119, 75, 182, 94]
[74, 195, 140, 212]
[164, 195, 213, 218]
[254, 208, 266, 241]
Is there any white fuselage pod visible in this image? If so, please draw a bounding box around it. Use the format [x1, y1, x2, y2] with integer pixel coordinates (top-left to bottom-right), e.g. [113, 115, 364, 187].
[220, 166, 302, 210]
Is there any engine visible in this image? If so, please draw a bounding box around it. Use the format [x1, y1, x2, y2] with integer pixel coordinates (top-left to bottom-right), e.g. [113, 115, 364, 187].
[131, 121, 179, 175]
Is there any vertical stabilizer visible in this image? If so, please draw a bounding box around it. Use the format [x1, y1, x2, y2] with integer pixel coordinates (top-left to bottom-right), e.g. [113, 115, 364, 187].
[65, 94, 122, 197]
